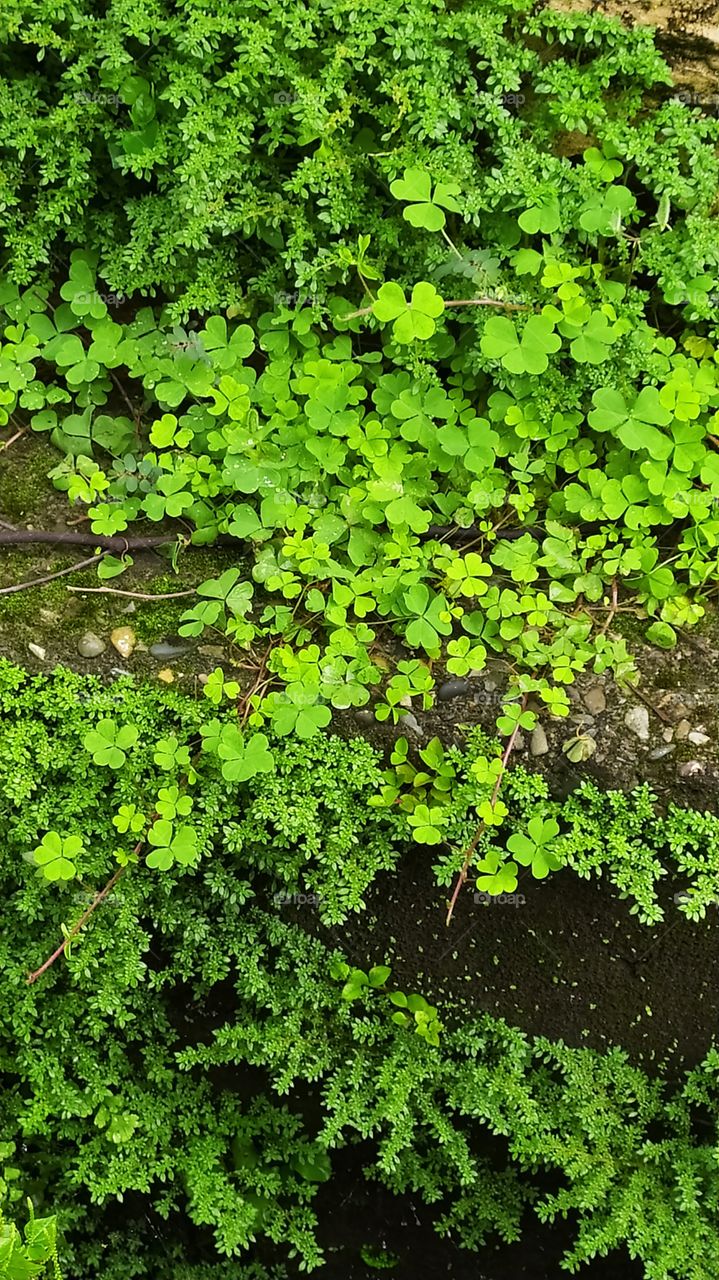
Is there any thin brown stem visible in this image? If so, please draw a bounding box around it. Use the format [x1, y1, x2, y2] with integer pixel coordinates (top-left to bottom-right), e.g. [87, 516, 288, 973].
[0, 553, 103, 596]
[445, 696, 528, 926]
[67, 584, 196, 600]
[342, 296, 531, 321]
[599, 577, 618, 637]
[27, 864, 127, 984]
[0, 427, 27, 452]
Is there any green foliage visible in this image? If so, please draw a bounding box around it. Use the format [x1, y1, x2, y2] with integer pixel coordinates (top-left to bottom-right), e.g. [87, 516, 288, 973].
[0, 667, 719, 1277]
[0, 0, 694, 316]
[0, 1203, 62, 1280]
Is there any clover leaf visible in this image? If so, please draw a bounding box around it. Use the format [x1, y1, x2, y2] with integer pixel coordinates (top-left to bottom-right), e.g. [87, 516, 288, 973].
[203, 666, 241, 706]
[201, 722, 275, 780]
[83, 719, 138, 769]
[389, 168, 461, 231]
[507, 816, 561, 879]
[146, 820, 199, 870]
[588, 387, 672, 457]
[112, 804, 145, 836]
[481, 313, 560, 375]
[153, 735, 192, 771]
[474, 850, 518, 894]
[268, 687, 332, 739]
[518, 197, 560, 235]
[407, 804, 447, 845]
[33, 831, 84, 881]
[371, 282, 444, 343]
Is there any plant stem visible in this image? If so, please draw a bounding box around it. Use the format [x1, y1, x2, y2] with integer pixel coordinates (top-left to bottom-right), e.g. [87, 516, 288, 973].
[445, 696, 528, 926]
[342, 296, 530, 320]
[27, 864, 128, 985]
[67, 584, 196, 600]
[0, 553, 104, 596]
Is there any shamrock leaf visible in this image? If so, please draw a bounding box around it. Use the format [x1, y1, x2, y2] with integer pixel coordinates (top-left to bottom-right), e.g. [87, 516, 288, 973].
[403, 584, 453, 654]
[268, 687, 332, 739]
[481, 313, 560, 375]
[156, 786, 193, 821]
[83, 719, 138, 769]
[583, 145, 623, 182]
[197, 315, 254, 369]
[588, 387, 672, 457]
[518, 197, 561, 235]
[407, 804, 447, 845]
[203, 723, 275, 780]
[203, 666, 241, 705]
[112, 804, 145, 835]
[579, 185, 636, 235]
[565, 310, 621, 365]
[475, 850, 518, 894]
[33, 831, 84, 881]
[506, 816, 561, 879]
[389, 168, 461, 231]
[146, 820, 199, 870]
[372, 282, 444, 343]
[153, 735, 192, 771]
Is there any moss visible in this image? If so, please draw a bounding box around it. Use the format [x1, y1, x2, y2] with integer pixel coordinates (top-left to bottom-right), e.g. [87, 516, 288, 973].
[0, 440, 58, 520]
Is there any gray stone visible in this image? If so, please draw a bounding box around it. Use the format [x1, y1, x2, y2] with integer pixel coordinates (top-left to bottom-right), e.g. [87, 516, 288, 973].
[678, 760, 705, 778]
[355, 709, 375, 726]
[150, 641, 194, 659]
[675, 719, 692, 740]
[624, 705, 650, 742]
[530, 725, 549, 756]
[397, 712, 423, 736]
[437, 678, 469, 702]
[688, 730, 711, 747]
[77, 631, 106, 658]
[583, 684, 606, 715]
[27, 642, 46, 661]
[647, 744, 676, 760]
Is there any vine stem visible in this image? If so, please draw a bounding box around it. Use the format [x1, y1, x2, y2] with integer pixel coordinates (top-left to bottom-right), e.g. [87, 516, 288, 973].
[0, 553, 104, 596]
[67, 584, 196, 600]
[27, 863, 129, 985]
[342, 296, 531, 320]
[445, 695, 529, 927]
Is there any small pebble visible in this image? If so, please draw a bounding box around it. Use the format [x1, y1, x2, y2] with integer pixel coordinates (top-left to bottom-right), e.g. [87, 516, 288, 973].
[583, 685, 606, 715]
[397, 712, 423, 736]
[39, 608, 60, 625]
[647, 744, 676, 760]
[513, 731, 525, 752]
[198, 644, 225, 658]
[355, 709, 375, 726]
[530, 725, 549, 756]
[110, 626, 136, 658]
[662, 727, 674, 743]
[157, 668, 175, 684]
[28, 642, 46, 661]
[150, 641, 193, 659]
[688, 730, 710, 747]
[437, 678, 468, 702]
[675, 719, 692, 740]
[624, 705, 650, 742]
[77, 631, 106, 658]
[678, 760, 705, 778]
[399, 694, 413, 709]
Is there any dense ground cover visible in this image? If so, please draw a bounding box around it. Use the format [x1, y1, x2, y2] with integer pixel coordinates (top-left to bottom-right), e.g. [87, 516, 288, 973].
[2, 1, 719, 1277]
